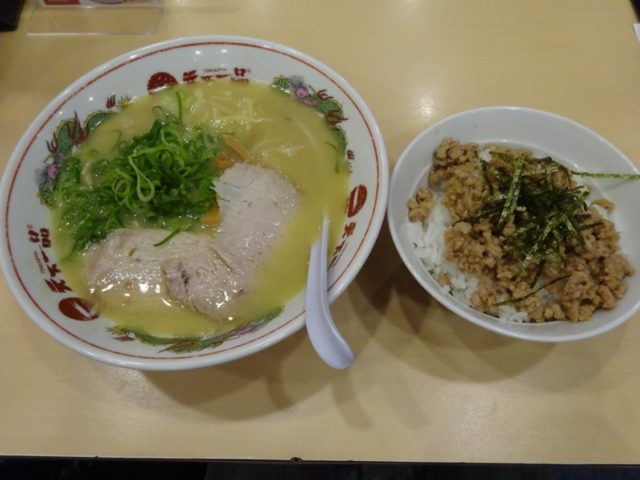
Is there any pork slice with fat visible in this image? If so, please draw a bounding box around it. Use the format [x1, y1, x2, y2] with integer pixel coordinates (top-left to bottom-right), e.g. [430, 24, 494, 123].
[85, 162, 300, 319]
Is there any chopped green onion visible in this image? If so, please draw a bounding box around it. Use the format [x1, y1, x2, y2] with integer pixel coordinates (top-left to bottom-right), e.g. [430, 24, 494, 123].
[153, 229, 181, 247]
[50, 90, 221, 254]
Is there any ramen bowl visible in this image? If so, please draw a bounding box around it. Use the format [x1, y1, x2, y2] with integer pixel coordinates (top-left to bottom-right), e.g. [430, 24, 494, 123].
[0, 36, 388, 370]
[387, 106, 640, 342]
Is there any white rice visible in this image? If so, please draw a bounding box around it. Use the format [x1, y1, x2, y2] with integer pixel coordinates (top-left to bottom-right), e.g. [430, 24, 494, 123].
[406, 191, 529, 323]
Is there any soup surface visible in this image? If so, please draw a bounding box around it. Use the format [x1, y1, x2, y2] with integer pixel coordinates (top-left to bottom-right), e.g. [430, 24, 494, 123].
[53, 79, 350, 338]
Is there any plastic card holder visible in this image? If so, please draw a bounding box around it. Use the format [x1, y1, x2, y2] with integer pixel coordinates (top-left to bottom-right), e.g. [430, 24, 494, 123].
[28, 0, 162, 36]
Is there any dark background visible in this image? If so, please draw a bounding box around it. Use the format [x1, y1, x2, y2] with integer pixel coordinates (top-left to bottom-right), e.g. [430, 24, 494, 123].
[1, 459, 640, 480]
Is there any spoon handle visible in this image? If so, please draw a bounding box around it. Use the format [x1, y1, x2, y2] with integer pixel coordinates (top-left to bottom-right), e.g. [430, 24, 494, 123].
[305, 218, 354, 369]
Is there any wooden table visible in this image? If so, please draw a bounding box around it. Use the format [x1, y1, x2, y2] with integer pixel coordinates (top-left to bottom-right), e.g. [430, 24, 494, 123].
[1, 0, 640, 463]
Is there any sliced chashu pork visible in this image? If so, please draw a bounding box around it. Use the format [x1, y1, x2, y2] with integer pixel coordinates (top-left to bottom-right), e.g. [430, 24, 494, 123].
[85, 162, 300, 319]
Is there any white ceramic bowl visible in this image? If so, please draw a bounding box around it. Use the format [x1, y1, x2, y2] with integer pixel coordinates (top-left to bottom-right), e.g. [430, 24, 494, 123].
[0, 36, 388, 369]
[388, 106, 640, 342]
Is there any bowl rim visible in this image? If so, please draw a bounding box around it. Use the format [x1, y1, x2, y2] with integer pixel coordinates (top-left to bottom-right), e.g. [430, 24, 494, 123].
[387, 105, 640, 343]
[0, 35, 389, 370]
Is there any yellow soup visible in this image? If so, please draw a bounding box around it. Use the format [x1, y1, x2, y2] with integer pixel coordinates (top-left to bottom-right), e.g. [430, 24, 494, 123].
[54, 79, 350, 338]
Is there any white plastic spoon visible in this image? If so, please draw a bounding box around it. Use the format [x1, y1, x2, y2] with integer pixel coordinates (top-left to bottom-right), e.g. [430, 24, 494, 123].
[305, 218, 354, 369]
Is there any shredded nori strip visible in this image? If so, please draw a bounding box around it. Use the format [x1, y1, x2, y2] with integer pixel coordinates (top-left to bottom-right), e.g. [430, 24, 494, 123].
[494, 274, 571, 306]
[465, 151, 593, 275]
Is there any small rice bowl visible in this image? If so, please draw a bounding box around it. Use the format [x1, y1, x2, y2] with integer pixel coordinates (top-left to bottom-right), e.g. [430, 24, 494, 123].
[387, 106, 640, 342]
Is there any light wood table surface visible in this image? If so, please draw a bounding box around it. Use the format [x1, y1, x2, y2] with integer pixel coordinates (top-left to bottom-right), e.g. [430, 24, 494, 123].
[1, 0, 640, 464]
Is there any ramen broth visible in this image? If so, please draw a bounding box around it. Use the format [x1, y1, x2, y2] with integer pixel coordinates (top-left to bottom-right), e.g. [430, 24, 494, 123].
[54, 80, 350, 338]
